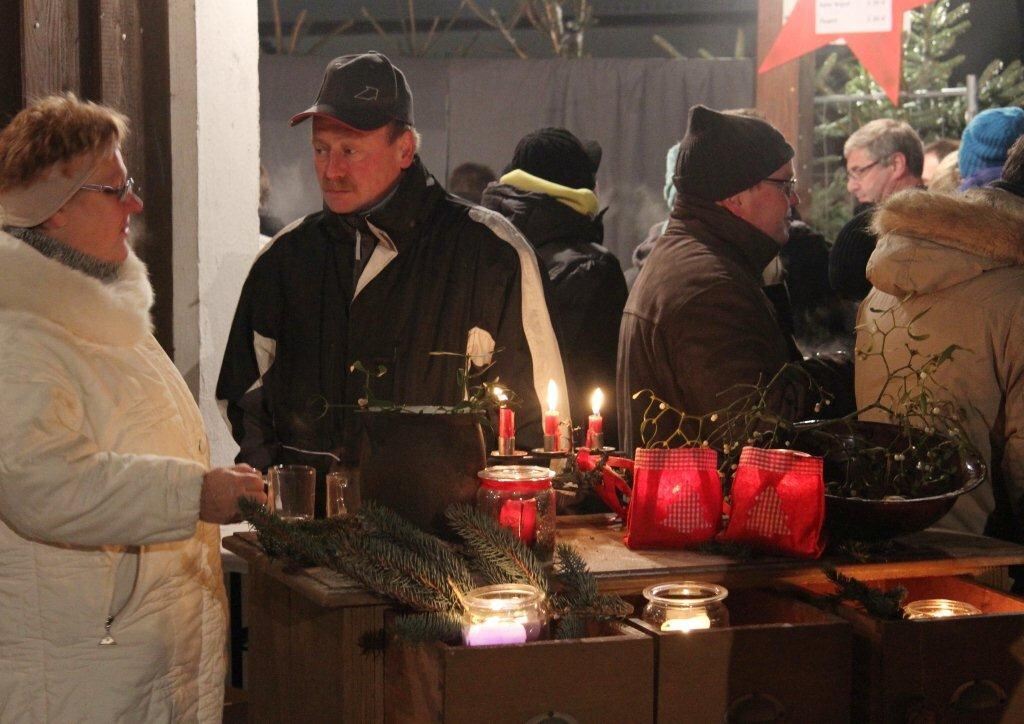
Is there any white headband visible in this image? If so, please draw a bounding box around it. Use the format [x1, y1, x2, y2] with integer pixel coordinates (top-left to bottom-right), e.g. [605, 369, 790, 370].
[0, 154, 102, 228]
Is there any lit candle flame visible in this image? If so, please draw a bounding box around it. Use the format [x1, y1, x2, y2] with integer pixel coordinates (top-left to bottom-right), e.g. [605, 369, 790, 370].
[546, 379, 558, 412]
[493, 386, 508, 403]
[591, 387, 604, 416]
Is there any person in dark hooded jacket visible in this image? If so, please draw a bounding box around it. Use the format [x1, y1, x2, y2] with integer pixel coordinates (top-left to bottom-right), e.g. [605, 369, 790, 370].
[482, 128, 627, 446]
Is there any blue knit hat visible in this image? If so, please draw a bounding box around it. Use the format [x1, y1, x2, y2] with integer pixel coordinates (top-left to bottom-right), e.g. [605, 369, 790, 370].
[959, 107, 1024, 180]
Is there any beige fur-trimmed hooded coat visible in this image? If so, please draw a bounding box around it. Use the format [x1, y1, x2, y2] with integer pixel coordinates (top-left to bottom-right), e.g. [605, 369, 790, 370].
[856, 187, 1024, 536]
[0, 229, 226, 721]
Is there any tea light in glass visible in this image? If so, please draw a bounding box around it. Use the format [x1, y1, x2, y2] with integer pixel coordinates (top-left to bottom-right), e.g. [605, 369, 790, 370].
[642, 581, 729, 632]
[904, 598, 982, 619]
[462, 583, 549, 647]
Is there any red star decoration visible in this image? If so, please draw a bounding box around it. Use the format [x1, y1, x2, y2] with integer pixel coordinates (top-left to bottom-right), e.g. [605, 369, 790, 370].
[759, 0, 935, 106]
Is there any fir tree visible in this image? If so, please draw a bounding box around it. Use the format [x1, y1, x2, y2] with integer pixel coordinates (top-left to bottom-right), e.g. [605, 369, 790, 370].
[809, 0, 1024, 238]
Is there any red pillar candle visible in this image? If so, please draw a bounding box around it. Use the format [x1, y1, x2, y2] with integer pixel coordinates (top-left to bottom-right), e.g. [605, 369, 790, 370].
[494, 386, 516, 455]
[586, 387, 605, 449]
[498, 498, 539, 545]
[543, 379, 560, 452]
[499, 407, 515, 439]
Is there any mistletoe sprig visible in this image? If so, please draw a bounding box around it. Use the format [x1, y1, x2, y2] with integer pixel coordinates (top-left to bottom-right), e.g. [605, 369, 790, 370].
[631, 306, 979, 500]
[238, 497, 632, 644]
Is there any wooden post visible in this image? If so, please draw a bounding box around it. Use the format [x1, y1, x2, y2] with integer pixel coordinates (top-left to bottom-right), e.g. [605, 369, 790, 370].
[91, 0, 175, 352]
[20, 0, 80, 99]
[756, 0, 816, 214]
[0, 3, 23, 125]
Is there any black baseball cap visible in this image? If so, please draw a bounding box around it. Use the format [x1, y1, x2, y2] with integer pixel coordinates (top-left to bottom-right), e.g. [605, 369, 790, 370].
[290, 52, 414, 130]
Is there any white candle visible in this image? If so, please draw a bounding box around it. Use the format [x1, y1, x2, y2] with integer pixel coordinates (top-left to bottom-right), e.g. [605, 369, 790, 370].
[661, 610, 712, 632]
[465, 619, 528, 646]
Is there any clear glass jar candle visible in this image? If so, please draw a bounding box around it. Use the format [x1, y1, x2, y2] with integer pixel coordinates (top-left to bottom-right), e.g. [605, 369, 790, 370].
[476, 465, 556, 563]
[642, 581, 729, 632]
[461, 583, 549, 646]
[904, 598, 982, 619]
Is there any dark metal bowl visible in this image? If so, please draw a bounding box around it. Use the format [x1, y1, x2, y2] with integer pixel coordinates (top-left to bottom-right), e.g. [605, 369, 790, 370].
[791, 420, 987, 540]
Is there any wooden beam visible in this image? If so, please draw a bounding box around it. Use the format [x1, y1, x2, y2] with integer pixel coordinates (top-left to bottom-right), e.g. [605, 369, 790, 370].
[137, 0, 174, 354]
[89, 0, 174, 353]
[21, 0, 80, 99]
[755, 0, 816, 215]
[0, 2, 23, 125]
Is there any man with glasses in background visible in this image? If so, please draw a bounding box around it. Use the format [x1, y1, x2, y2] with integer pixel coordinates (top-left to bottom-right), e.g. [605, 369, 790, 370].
[830, 118, 924, 302]
[619, 105, 852, 450]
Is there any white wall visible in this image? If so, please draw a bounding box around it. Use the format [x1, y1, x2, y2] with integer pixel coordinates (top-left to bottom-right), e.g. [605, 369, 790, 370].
[169, 0, 260, 466]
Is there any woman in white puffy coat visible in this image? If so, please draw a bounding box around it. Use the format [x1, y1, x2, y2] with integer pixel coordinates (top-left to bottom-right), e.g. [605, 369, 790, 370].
[0, 94, 265, 721]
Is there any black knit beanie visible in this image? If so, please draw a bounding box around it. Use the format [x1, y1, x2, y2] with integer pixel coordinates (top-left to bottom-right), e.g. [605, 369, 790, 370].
[675, 105, 794, 201]
[506, 127, 599, 190]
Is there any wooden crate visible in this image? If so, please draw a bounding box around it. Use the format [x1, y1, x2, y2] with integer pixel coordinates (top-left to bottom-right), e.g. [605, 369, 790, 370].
[800, 575, 1024, 722]
[629, 588, 852, 724]
[244, 562, 389, 723]
[385, 621, 654, 723]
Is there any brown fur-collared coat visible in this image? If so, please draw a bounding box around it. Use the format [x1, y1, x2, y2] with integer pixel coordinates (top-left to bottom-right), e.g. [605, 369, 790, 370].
[856, 187, 1024, 538]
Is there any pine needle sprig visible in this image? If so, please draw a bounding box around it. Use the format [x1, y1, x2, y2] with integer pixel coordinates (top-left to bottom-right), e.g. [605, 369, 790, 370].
[823, 566, 907, 620]
[555, 614, 585, 640]
[358, 502, 476, 595]
[239, 498, 351, 566]
[337, 534, 468, 613]
[444, 504, 549, 589]
[390, 612, 463, 644]
[549, 544, 633, 620]
[552, 544, 597, 602]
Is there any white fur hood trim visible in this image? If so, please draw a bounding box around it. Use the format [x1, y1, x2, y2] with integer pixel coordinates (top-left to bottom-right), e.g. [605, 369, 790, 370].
[0, 229, 153, 346]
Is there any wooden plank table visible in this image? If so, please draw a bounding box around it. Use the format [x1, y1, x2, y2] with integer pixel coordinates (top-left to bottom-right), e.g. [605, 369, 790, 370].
[224, 518, 1024, 723]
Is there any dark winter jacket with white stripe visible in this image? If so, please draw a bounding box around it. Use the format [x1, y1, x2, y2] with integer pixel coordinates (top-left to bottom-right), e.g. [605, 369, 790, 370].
[217, 157, 568, 473]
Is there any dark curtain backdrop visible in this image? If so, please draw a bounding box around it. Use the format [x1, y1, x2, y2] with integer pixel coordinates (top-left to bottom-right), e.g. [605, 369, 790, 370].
[260, 55, 753, 267]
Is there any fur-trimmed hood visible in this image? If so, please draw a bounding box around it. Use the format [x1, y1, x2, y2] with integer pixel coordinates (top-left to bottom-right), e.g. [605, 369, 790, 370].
[867, 187, 1024, 296]
[0, 228, 153, 346]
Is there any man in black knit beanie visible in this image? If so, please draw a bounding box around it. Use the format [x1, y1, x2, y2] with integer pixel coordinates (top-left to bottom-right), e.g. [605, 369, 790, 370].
[619, 105, 853, 450]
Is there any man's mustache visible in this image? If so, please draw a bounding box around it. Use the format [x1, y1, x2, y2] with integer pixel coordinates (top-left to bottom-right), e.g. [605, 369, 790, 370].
[323, 183, 356, 192]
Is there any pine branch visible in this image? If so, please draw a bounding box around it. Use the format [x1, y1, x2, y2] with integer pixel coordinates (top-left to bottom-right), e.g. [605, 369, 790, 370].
[240, 498, 350, 566]
[339, 534, 465, 612]
[550, 544, 632, 619]
[555, 614, 585, 640]
[822, 567, 907, 620]
[391, 612, 463, 644]
[445, 504, 549, 589]
[553, 543, 597, 601]
[359, 502, 476, 594]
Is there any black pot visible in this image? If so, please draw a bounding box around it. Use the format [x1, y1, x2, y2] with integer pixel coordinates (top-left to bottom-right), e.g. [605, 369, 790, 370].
[356, 407, 486, 537]
[791, 420, 987, 539]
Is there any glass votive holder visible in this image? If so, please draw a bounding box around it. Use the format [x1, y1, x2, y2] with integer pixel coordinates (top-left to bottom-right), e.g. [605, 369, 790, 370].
[266, 464, 316, 520]
[476, 465, 556, 563]
[642, 581, 729, 632]
[461, 583, 549, 647]
[904, 598, 982, 619]
[325, 471, 351, 518]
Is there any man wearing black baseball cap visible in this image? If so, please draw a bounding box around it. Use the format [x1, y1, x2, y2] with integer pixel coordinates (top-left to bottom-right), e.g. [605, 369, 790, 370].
[618, 105, 852, 450]
[218, 52, 567, 485]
